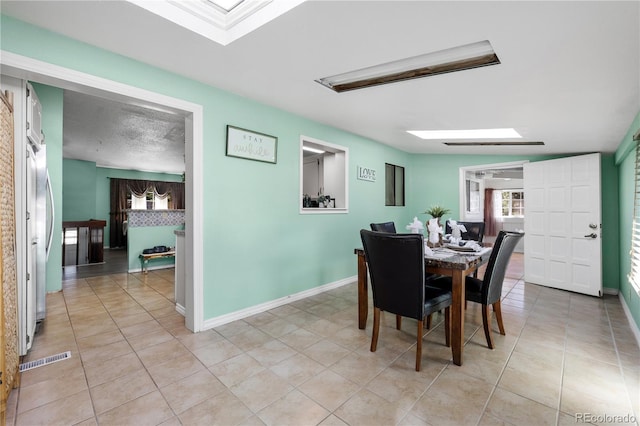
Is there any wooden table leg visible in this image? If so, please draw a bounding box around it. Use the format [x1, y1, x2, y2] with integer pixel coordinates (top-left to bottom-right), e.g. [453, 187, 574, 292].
[357, 252, 368, 329]
[451, 270, 465, 366]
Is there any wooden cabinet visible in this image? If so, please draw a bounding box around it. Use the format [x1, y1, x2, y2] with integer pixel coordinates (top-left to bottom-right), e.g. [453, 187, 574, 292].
[62, 220, 106, 265]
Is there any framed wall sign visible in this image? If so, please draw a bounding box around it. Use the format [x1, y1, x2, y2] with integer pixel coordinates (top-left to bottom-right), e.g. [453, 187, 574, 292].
[226, 125, 277, 164]
[357, 166, 376, 182]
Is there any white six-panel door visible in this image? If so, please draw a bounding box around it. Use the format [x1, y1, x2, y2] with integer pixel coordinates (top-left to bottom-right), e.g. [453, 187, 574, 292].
[524, 153, 602, 296]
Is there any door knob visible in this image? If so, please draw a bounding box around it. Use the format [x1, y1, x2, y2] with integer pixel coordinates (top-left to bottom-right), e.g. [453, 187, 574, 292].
[584, 233, 597, 239]
[589, 223, 598, 229]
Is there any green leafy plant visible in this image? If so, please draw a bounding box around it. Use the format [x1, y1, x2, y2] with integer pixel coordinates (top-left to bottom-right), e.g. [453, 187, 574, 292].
[424, 205, 451, 218]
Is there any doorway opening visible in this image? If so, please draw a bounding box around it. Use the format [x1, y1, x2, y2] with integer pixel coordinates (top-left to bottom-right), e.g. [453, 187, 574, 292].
[2, 51, 204, 332]
[459, 161, 527, 252]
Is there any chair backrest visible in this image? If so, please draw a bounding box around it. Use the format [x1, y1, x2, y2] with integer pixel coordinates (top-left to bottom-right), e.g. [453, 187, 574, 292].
[482, 231, 524, 304]
[360, 230, 424, 320]
[370, 222, 397, 233]
[445, 221, 485, 242]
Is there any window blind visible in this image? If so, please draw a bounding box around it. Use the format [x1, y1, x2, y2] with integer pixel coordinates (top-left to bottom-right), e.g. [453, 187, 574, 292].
[630, 140, 640, 292]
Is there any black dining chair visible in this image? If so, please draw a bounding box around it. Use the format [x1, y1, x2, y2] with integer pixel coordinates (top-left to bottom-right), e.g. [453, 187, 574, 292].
[370, 222, 397, 233]
[445, 220, 486, 243]
[369, 221, 441, 312]
[432, 230, 523, 349]
[360, 229, 452, 371]
[446, 220, 486, 279]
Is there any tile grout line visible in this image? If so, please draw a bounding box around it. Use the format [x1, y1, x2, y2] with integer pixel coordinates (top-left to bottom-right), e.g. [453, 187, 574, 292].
[603, 297, 639, 424]
[555, 292, 571, 426]
[82, 272, 178, 423]
[474, 277, 540, 426]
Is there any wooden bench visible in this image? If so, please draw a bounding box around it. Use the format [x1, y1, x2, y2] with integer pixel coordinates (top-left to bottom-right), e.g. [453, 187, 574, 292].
[139, 250, 175, 274]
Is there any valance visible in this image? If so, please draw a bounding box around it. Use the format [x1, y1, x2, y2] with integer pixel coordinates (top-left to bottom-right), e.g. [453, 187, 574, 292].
[109, 178, 185, 248]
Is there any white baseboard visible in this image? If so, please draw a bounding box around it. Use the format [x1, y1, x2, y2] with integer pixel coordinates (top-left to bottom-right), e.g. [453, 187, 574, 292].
[175, 303, 185, 317]
[618, 293, 640, 351]
[202, 276, 357, 330]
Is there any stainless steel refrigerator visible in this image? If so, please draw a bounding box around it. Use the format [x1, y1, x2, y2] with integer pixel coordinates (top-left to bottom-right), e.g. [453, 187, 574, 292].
[12, 79, 53, 355]
[27, 82, 53, 340]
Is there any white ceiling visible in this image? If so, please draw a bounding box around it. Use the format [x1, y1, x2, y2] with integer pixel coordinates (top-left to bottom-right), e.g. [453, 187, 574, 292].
[63, 90, 186, 173]
[2, 1, 639, 174]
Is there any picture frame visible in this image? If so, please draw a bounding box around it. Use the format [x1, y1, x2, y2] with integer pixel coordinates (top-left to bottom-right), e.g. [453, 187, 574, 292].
[226, 125, 277, 164]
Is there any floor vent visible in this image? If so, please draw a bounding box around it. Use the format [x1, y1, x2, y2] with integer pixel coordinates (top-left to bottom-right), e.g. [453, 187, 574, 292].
[19, 351, 71, 372]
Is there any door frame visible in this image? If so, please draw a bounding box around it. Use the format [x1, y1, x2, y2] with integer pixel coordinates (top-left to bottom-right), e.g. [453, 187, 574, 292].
[1, 51, 205, 332]
[458, 161, 529, 219]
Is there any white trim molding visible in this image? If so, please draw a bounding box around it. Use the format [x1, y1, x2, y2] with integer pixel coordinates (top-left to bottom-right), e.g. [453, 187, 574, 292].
[458, 160, 529, 220]
[202, 276, 356, 330]
[1, 50, 205, 332]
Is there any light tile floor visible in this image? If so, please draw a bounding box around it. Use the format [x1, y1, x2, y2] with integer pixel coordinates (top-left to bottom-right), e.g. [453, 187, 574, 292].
[6, 255, 640, 425]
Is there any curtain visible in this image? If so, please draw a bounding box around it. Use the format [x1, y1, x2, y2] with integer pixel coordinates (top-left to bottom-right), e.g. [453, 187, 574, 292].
[170, 182, 185, 209]
[110, 178, 185, 247]
[109, 178, 129, 248]
[484, 188, 498, 236]
[128, 179, 150, 197]
[154, 181, 171, 199]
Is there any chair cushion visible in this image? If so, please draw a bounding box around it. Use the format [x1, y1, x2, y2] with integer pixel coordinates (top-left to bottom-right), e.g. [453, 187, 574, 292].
[465, 276, 483, 293]
[428, 276, 452, 290]
[425, 275, 484, 304]
[464, 276, 484, 303]
[424, 285, 452, 314]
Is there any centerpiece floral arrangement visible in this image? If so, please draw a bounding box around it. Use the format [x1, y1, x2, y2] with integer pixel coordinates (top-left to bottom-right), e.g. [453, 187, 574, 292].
[424, 205, 451, 219]
[424, 204, 450, 247]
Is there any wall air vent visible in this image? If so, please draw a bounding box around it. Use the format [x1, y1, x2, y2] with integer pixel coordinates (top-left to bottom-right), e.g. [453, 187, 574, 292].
[443, 141, 544, 146]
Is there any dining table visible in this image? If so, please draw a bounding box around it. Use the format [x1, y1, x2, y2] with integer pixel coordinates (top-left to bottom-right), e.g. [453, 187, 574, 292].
[354, 244, 493, 366]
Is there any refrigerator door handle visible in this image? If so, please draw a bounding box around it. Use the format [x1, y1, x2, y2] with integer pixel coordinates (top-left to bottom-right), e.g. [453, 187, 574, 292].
[46, 170, 54, 261]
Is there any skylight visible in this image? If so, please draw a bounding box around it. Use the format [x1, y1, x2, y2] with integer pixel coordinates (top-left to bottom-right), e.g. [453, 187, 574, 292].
[207, 0, 243, 12]
[407, 128, 522, 140]
[127, 0, 305, 46]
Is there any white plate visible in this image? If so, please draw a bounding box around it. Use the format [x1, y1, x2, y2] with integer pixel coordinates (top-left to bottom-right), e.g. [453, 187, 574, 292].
[445, 243, 477, 252]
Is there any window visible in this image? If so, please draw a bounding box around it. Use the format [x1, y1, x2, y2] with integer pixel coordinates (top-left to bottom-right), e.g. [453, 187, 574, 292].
[500, 190, 524, 217]
[385, 163, 405, 206]
[300, 136, 349, 213]
[465, 178, 481, 213]
[127, 190, 171, 210]
[629, 141, 640, 293]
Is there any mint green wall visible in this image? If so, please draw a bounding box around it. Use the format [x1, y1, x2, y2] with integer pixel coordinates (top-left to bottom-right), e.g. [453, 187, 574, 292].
[62, 159, 97, 221]
[1, 15, 413, 318]
[600, 154, 620, 289]
[408, 154, 550, 221]
[30, 82, 63, 293]
[5, 16, 633, 328]
[616, 111, 640, 327]
[127, 226, 178, 272]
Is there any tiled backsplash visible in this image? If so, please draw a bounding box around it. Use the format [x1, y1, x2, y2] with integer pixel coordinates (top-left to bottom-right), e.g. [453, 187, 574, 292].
[127, 209, 185, 227]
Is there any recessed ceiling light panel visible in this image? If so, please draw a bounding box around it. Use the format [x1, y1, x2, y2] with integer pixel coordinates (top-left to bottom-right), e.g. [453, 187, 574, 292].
[443, 141, 544, 146]
[407, 128, 522, 140]
[316, 40, 500, 93]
